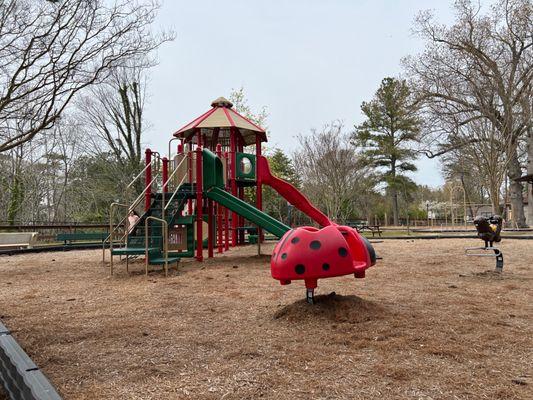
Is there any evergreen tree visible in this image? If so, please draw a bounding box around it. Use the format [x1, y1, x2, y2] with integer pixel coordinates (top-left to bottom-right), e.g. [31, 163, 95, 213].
[353, 77, 420, 225]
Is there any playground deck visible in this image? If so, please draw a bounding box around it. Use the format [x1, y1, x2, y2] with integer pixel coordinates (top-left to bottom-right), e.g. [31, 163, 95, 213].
[0, 239, 531, 400]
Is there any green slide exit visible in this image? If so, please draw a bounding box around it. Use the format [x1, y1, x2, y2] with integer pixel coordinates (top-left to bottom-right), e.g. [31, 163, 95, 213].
[206, 187, 290, 238]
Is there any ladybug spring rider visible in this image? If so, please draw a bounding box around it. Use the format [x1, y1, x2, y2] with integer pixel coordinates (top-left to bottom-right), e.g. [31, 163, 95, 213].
[271, 225, 377, 304]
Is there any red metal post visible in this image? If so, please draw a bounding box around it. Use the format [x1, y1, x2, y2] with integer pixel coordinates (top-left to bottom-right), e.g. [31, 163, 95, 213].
[207, 199, 214, 258]
[224, 206, 229, 251]
[175, 144, 184, 216]
[145, 148, 152, 212]
[187, 142, 193, 215]
[237, 136, 246, 244]
[216, 144, 224, 253]
[255, 136, 263, 242]
[195, 146, 203, 261]
[255, 137, 262, 210]
[230, 128, 237, 247]
[216, 204, 223, 253]
[162, 157, 169, 193]
[196, 128, 202, 147]
[238, 186, 244, 244]
[224, 151, 230, 251]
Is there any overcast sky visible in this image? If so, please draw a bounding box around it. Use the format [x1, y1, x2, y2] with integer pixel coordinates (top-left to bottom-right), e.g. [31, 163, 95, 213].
[144, 0, 461, 187]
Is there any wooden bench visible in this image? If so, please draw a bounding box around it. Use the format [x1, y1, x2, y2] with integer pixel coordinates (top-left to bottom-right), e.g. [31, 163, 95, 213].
[56, 232, 108, 245]
[357, 225, 382, 237]
[0, 232, 38, 250]
[345, 220, 367, 229]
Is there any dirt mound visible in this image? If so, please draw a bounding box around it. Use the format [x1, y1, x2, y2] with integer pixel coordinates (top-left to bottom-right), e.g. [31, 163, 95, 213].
[273, 292, 387, 324]
[472, 269, 504, 278]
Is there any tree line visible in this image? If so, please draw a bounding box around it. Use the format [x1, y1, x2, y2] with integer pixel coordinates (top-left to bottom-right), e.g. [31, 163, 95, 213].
[283, 0, 532, 227]
[0, 0, 531, 228]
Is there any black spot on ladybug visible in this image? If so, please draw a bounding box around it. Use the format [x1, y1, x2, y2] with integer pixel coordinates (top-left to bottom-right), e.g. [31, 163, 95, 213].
[281, 253, 288, 260]
[295, 264, 305, 274]
[322, 263, 330, 271]
[310, 240, 321, 250]
[291, 237, 300, 244]
[338, 247, 348, 257]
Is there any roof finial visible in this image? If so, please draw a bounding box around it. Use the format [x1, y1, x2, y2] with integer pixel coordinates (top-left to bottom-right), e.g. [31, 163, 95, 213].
[211, 96, 233, 108]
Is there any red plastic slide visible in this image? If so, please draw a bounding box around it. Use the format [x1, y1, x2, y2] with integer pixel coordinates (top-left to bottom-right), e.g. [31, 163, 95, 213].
[257, 155, 332, 227]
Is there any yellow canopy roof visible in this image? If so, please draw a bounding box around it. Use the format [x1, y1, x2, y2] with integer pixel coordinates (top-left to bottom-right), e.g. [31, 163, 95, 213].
[174, 97, 267, 145]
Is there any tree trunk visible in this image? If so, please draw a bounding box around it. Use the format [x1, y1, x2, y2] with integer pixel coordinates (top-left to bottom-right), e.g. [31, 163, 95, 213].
[527, 128, 533, 226]
[7, 174, 23, 225]
[459, 174, 475, 219]
[489, 176, 501, 215]
[507, 149, 526, 227]
[391, 188, 399, 226]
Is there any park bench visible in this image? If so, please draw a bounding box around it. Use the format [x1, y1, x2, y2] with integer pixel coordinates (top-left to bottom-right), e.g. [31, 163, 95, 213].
[356, 225, 382, 237]
[56, 232, 108, 246]
[344, 221, 382, 237]
[0, 232, 38, 250]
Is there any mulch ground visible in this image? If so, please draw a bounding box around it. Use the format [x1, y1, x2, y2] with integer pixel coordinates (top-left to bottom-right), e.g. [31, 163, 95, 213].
[0, 239, 531, 399]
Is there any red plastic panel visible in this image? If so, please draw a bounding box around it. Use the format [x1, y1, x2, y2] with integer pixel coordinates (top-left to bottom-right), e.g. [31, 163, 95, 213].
[271, 225, 371, 289]
[257, 155, 332, 228]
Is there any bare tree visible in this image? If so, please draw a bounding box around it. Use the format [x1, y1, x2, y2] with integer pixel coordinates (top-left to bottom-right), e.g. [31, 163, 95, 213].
[78, 65, 148, 171]
[294, 122, 375, 222]
[527, 126, 533, 224]
[443, 118, 508, 213]
[0, 117, 84, 224]
[0, 0, 173, 152]
[404, 0, 533, 226]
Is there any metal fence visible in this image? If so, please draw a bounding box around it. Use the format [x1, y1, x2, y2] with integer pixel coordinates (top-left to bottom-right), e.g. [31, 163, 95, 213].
[0, 321, 61, 400]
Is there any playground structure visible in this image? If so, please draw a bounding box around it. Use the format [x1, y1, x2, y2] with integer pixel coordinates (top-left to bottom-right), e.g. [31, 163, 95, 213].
[104, 97, 375, 302]
[465, 215, 504, 272]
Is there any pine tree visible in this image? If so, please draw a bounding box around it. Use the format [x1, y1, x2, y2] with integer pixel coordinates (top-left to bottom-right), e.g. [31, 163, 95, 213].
[353, 77, 420, 226]
[263, 148, 300, 224]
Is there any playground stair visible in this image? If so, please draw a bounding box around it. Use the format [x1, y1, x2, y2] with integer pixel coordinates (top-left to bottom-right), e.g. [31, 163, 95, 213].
[112, 183, 197, 266]
[148, 255, 181, 265]
[111, 246, 159, 256]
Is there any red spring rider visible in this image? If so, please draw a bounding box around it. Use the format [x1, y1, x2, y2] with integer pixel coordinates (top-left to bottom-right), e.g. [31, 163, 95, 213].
[271, 225, 376, 303]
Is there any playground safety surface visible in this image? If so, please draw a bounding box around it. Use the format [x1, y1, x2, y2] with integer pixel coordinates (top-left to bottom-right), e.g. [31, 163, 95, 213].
[0, 239, 531, 400]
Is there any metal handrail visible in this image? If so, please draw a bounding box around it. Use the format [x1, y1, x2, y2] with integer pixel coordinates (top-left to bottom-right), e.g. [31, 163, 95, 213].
[105, 164, 161, 241]
[104, 172, 161, 270]
[127, 151, 162, 193]
[105, 202, 129, 273]
[151, 151, 162, 175]
[129, 174, 159, 213]
[164, 156, 189, 211]
[168, 137, 180, 163]
[104, 205, 128, 242]
[145, 216, 169, 277]
[165, 173, 189, 211]
[165, 154, 188, 187]
[127, 158, 156, 189]
[104, 150, 166, 275]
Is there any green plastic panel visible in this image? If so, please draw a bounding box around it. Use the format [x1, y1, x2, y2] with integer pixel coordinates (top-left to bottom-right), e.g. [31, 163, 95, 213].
[206, 187, 290, 238]
[235, 152, 256, 180]
[202, 148, 224, 190]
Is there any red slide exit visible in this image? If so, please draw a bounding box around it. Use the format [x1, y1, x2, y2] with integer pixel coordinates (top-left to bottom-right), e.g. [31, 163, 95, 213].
[257, 155, 332, 228]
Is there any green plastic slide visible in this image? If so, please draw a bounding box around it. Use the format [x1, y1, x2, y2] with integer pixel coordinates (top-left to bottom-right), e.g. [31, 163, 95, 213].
[206, 187, 290, 238]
